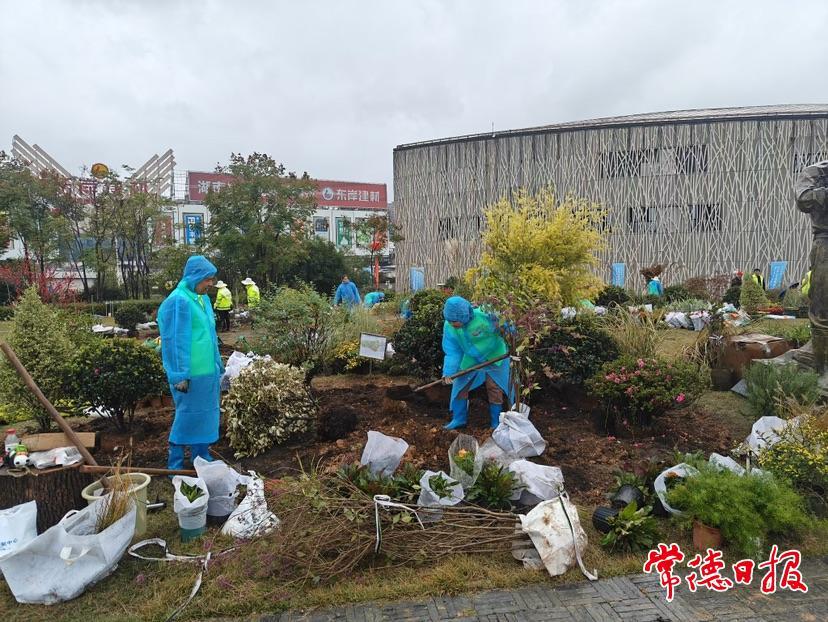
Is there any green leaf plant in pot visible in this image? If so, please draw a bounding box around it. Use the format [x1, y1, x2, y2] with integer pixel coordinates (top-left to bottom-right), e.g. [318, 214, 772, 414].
[600, 501, 660, 553]
[666, 466, 810, 557]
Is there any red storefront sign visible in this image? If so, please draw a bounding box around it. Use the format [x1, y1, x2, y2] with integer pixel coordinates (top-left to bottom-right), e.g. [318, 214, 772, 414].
[186, 172, 387, 208]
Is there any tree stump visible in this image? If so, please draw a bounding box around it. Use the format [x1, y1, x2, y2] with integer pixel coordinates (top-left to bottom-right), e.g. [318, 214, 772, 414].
[0, 465, 93, 532]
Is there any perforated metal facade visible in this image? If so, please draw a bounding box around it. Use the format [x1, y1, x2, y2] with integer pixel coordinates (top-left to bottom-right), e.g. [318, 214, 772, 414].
[393, 105, 828, 290]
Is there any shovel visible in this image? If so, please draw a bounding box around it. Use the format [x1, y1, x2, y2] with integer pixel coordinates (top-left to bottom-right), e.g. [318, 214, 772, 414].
[385, 353, 510, 401]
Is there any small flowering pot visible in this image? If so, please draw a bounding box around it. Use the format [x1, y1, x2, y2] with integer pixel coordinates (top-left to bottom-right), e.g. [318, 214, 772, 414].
[693, 520, 722, 551]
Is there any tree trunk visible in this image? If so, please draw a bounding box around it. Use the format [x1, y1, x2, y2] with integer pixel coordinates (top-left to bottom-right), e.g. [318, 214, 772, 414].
[0, 465, 93, 532]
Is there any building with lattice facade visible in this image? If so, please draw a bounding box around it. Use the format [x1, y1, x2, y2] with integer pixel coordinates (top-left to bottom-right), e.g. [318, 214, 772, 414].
[393, 105, 828, 292]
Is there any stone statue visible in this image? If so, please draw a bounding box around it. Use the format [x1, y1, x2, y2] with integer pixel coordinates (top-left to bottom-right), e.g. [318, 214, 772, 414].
[794, 160, 828, 387]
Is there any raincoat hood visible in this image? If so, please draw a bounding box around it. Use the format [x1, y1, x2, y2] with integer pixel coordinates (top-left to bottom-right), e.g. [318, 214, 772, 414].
[443, 296, 474, 324]
[180, 255, 217, 290]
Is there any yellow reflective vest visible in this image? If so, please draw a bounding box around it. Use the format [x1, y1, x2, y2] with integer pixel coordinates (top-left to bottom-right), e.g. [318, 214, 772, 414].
[214, 287, 233, 311]
[802, 271, 812, 297]
[245, 284, 260, 308]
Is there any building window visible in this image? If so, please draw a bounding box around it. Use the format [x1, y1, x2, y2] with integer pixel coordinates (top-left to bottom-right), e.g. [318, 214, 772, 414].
[675, 145, 708, 174]
[602, 146, 708, 177]
[438, 214, 484, 241]
[793, 152, 828, 172]
[335, 217, 352, 247]
[688, 203, 722, 232]
[601, 149, 655, 178]
[313, 217, 329, 233]
[627, 206, 659, 233]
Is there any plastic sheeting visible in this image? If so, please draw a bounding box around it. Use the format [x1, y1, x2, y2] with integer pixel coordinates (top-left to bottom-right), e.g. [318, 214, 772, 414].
[360, 431, 409, 477]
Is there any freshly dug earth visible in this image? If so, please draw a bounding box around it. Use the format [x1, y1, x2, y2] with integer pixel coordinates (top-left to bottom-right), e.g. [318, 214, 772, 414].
[78, 374, 750, 505]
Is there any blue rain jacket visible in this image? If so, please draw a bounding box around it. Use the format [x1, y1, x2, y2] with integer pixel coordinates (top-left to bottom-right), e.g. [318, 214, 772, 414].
[157, 255, 223, 445]
[442, 297, 511, 413]
[647, 279, 663, 296]
[334, 281, 361, 307]
[364, 291, 385, 307]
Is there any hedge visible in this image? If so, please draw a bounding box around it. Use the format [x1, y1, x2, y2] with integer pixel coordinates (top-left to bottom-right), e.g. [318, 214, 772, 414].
[0, 299, 163, 322]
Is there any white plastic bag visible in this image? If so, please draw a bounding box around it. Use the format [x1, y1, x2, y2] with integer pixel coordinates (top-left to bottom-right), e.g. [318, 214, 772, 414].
[665, 311, 691, 329]
[360, 431, 409, 477]
[745, 416, 789, 453]
[708, 452, 745, 476]
[173, 476, 209, 530]
[653, 463, 699, 517]
[519, 496, 587, 577]
[561, 307, 576, 321]
[29, 447, 83, 470]
[690, 311, 710, 331]
[0, 501, 37, 560]
[479, 437, 517, 468]
[0, 497, 136, 604]
[448, 434, 483, 489]
[417, 470, 464, 508]
[221, 471, 280, 539]
[194, 457, 246, 518]
[492, 411, 546, 458]
[508, 460, 564, 505]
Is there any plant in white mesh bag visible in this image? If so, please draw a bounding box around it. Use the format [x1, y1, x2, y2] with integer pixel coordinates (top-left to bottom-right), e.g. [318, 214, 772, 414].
[223, 359, 318, 457]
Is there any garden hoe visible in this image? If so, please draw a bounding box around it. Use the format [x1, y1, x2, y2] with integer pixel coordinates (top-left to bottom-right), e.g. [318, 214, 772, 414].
[384, 352, 511, 401]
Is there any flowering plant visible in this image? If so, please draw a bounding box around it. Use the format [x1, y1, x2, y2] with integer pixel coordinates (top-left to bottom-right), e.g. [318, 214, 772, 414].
[587, 356, 708, 425]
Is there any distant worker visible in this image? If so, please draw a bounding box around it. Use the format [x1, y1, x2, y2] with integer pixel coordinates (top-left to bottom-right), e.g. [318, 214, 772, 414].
[802, 270, 812, 298]
[751, 268, 766, 290]
[364, 291, 385, 308]
[647, 276, 664, 297]
[157, 255, 223, 471]
[241, 277, 260, 309]
[730, 271, 744, 287]
[333, 275, 361, 308]
[441, 296, 511, 430]
[214, 280, 233, 332]
[779, 282, 800, 303]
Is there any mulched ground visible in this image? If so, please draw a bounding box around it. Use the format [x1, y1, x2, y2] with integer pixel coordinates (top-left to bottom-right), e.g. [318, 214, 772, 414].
[77, 374, 747, 506]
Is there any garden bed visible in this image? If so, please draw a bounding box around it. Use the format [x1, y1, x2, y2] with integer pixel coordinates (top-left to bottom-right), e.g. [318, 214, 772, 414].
[77, 374, 750, 506]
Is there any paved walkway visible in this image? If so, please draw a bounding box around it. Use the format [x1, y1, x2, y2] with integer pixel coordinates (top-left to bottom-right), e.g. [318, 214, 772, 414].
[256, 556, 828, 622]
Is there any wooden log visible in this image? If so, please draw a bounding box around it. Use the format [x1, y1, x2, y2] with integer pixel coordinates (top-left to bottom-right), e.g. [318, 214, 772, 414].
[0, 465, 93, 533]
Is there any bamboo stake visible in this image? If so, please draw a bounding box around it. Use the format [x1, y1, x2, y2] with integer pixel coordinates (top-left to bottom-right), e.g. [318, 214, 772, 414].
[0, 340, 110, 489]
[80, 464, 196, 477]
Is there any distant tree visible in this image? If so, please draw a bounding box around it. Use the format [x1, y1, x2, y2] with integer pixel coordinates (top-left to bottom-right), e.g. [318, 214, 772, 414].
[286, 236, 349, 296]
[350, 214, 403, 289]
[203, 153, 317, 288]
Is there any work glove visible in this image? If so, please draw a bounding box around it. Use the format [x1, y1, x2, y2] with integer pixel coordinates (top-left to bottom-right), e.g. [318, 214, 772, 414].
[442, 376, 453, 385]
[174, 379, 190, 393]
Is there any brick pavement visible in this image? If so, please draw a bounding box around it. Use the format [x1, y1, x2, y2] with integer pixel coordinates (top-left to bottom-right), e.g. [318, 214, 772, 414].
[250, 555, 828, 622]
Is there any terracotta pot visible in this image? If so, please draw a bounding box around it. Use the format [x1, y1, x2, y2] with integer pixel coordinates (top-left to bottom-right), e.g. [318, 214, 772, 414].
[693, 520, 722, 550]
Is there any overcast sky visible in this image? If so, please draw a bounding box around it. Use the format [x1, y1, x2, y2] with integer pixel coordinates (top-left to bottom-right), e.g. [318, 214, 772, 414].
[2, 0, 828, 195]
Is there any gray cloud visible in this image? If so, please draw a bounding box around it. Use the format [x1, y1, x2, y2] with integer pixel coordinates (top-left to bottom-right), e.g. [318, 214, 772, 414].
[2, 0, 827, 194]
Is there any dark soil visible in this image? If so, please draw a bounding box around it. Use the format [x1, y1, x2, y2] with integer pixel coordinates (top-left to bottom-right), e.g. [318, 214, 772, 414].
[76, 374, 747, 506]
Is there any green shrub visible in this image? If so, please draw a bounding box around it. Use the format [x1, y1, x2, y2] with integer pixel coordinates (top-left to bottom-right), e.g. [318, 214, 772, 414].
[0, 288, 74, 431]
[740, 277, 769, 313]
[744, 362, 819, 419]
[0, 306, 14, 321]
[588, 356, 709, 426]
[594, 285, 630, 307]
[667, 467, 810, 557]
[752, 321, 811, 347]
[466, 461, 522, 510]
[252, 284, 345, 374]
[67, 338, 166, 430]
[782, 288, 806, 310]
[113, 301, 147, 330]
[722, 285, 741, 306]
[663, 285, 692, 302]
[600, 502, 660, 553]
[529, 316, 618, 386]
[224, 359, 318, 457]
[757, 413, 828, 516]
[390, 289, 448, 378]
[664, 298, 711, 313]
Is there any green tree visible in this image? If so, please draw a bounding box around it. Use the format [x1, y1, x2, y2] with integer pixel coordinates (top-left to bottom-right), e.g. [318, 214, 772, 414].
[350, 214, 403, 288]
[286, 236, 349, 296]
[204, 153, 317, 288]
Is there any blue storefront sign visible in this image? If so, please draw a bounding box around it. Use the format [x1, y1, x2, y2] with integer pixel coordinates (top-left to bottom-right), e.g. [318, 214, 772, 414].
[768, 261, 788, 290]
[611, 263, 626, 287]
[184, 214, 203, 245]
[410, 267, 425, 292]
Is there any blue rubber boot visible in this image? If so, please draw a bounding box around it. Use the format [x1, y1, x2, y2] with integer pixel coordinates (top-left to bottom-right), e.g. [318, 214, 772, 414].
[489, 403, 503, 429]
[168, 443, 185, 471]
[191, 444, 213, 463]
[444, 399, 469, 430]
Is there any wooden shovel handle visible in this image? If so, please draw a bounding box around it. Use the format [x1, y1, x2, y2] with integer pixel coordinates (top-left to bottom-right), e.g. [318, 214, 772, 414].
[414, 353, 511, 392]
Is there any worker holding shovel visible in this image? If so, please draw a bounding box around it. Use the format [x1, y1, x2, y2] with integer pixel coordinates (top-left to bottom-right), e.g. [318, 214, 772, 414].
[441, 296, 511, 430]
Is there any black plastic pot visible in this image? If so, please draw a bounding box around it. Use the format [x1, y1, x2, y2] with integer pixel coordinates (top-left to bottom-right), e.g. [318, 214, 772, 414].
[592, 506, 619, 534]
[610, 484, 645, 509]
[710, 368, 734, 391]
[652, 493, 670, 517]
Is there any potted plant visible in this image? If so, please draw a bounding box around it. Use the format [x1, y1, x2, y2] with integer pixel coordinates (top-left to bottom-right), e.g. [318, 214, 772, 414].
[600, 502, 660, 553]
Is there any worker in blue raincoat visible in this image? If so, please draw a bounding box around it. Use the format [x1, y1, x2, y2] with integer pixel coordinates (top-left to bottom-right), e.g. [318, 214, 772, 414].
[364, 291, 385, 308]
[333, 275, 361, 307]
[441, 296, 511, 430]
[157, 255, 224, 470]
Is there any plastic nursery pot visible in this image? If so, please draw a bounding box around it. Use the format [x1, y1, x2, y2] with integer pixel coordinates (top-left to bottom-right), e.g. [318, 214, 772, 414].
[610, 484, 645, 509]
[591, 506, 619, 534]
[651, 491, 670, 518]
[693, 520, 723, 551]
[710, 368, 734, 391]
